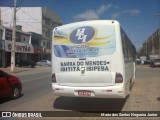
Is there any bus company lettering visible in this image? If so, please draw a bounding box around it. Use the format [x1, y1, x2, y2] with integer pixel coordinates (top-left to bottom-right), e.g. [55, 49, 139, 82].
[85, 61, 107, 66]
[60, 61, 109, 72]
[70, 26, 95, 44]
[75, 28, 87, 43]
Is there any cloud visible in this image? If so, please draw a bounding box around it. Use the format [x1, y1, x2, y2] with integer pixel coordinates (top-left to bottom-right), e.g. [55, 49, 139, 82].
[97, 4, 112, 15]
[74, 4, 112, 21]
[123, 9, 141, 15]
[111, 12, 120, 19]
[111, 9, 141, 19]
[74, 9, 99, 20]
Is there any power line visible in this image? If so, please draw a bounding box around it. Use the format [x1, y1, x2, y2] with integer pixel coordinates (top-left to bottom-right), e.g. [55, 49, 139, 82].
[16, 20, 41, 23]
[1, 7, 12, 13]
[16, 20, 42, 32]
[19, 8, 42, 24]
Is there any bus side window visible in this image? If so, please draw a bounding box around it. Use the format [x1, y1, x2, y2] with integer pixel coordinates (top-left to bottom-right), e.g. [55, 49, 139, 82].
[121, 31, 128, 62]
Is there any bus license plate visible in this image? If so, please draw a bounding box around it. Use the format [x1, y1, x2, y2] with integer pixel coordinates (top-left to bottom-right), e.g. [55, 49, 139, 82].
[78, 90, 91, 96]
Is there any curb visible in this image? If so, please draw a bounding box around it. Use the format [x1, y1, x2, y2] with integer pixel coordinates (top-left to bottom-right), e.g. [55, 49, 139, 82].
[0, 66, 51, 75]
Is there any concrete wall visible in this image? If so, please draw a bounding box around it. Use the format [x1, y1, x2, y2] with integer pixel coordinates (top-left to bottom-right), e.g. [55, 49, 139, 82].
[1, 7, 42, 34]
[1, 7, 62, 34]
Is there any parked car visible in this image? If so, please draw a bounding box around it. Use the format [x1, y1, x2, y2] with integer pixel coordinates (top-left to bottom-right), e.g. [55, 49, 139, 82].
[135, 59, 141, 65]
[16, 60, 36, 68]
[150, 58, 160, 67]
[36, 60, 51, 67]
[0, 70, 22, 99]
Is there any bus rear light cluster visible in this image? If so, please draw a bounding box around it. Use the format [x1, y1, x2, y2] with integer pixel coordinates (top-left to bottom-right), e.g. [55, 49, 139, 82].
[52, 73, 57, 83]
[115, 73, 123, 83]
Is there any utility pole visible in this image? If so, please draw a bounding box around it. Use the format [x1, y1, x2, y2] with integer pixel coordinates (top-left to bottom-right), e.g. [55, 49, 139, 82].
[11, 0, 16, 72]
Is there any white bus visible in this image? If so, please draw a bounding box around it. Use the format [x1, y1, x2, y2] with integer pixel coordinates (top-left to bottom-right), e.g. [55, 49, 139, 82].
[52, 20, 136, 98]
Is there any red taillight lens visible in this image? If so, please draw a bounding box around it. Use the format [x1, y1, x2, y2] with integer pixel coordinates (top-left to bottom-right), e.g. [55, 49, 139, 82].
[52, 73, 56, 83]
[115, 73, 123, 83]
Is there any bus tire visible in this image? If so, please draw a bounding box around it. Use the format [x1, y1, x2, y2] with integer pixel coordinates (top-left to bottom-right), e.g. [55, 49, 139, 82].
[127, 80, 132, 97]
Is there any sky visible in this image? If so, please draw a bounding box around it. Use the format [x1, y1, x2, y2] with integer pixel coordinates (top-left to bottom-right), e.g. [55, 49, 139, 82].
[0, 0, 160, 49]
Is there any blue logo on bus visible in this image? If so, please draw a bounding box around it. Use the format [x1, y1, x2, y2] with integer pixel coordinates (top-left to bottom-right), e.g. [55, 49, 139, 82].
[70, 26, 95, 44]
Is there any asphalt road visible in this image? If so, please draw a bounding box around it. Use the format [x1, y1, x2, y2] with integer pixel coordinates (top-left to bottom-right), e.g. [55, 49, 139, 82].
[0, 65, 160, 120]
[0, 67, 52, 110]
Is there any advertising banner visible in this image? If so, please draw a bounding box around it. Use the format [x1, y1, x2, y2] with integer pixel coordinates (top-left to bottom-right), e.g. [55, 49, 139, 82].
[53, 24, 116, 58]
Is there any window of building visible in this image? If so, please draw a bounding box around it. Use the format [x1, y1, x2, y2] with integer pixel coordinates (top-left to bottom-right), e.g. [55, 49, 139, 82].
[43, 41, 46, 46]
[48, 29, 50, 37]
[45, 31, 48, 37]
[46, 41, 51, 49]
[5, 30, 12, 41]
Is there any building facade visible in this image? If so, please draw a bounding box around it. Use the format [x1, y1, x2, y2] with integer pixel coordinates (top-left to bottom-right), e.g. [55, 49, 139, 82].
[0, 25, 36, 67]
[0, 7, 62, 60]
[29, 32, 43, 62]
[0, 25, 5, 67]
[139, 28, 160, 58]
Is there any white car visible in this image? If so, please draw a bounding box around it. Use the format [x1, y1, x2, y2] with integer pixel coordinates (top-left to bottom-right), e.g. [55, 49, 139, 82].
[37, 60, 51, 67]
[150, 58, 160, 67]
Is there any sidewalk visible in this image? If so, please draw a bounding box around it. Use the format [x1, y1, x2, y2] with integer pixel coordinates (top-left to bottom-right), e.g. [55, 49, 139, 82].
[0, 66, 51, 75]
[136, 64, 160, 69]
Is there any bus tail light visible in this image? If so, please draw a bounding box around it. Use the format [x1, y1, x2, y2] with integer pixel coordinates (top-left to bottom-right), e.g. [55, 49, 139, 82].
[52, 73, 57, 83]
[115, 73, 123, 83]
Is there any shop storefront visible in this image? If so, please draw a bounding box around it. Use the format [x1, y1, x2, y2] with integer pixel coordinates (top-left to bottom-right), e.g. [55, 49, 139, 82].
[31, 48, 51, 62]
[5, 40, 34, 67]
[0, 41, 3, 67]
[0, 40, 5, 67]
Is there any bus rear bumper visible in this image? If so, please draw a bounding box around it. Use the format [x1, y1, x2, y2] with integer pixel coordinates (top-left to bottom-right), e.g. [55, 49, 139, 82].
[52, 84, 126, 98]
